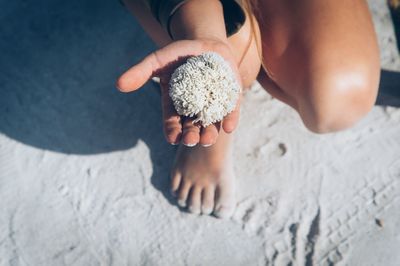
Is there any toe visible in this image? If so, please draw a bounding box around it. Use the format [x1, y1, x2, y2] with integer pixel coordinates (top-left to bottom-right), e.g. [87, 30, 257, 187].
[188, 186, 202, 215]
[214, 205, 235, 219]
[214, 183, 236, 219]
[182, 118, 200, 146]
[199, 123, 220, 147]
[170, 171, 182, 197]
[177, 179, 192, 208]
[201, 186, 215, 215]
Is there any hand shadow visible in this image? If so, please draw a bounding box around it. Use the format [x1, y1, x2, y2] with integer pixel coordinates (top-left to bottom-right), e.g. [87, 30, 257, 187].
[0, 0, 176, 205]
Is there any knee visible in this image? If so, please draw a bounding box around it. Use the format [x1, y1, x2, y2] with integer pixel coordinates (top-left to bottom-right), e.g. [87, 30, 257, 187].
[299, 67, 380, 134]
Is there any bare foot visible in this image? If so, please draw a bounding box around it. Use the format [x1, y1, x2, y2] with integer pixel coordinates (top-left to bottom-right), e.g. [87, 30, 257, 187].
[170, 130, 236, 218]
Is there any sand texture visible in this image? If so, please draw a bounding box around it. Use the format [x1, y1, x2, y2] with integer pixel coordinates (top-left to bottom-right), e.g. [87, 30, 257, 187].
[0, 0, 399, 265]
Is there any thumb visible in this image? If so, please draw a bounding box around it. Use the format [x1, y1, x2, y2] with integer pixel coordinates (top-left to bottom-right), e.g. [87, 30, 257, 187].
[116, 51, 160, 93]
[116, 41, 204, 92]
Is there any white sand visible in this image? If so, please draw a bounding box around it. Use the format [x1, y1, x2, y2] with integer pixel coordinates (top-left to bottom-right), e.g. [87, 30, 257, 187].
[0, 0, 399, 265]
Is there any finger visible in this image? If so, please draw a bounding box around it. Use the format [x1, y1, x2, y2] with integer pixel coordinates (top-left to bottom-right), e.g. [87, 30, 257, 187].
[160, 81, 182, 144]
[116, 51, 161, 92]
[116, 41, 203, 92]
[222, 94, 241, 133]
[221, 51, 243, 133]
[181, 117, 201, 147]
[199, 122, 220, 147]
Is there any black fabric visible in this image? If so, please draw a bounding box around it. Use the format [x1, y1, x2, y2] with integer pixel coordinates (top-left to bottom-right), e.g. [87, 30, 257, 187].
[221, 0, 246, 37]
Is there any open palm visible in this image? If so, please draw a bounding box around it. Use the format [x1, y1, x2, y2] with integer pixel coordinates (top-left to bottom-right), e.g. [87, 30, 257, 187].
[116, 39, 242, 146]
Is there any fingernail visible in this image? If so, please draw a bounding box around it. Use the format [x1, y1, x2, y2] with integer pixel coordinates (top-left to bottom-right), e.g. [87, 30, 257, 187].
[151, 76, 160, 83]
[171, 142, 179, 145]
[201, 143, 212, 147]
[183, 143, 196, 147]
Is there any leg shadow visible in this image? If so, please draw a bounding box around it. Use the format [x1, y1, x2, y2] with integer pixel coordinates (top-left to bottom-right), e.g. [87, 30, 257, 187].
[376, 70, 400, 107]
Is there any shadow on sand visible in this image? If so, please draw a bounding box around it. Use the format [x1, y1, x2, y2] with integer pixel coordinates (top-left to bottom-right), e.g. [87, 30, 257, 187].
[377, 70, 400, 107]
[0, 0, 177, 205]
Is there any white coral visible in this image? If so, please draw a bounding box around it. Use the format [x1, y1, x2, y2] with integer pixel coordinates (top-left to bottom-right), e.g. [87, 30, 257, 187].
[169, 52, 241, 127]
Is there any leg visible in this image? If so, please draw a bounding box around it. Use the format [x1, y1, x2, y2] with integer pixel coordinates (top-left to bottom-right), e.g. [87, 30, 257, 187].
[171, 130, 236, 217]
[123, 1, 262, 217]
[256, 0, 380, 133]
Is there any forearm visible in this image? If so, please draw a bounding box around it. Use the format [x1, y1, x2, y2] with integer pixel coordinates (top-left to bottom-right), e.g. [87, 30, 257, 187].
[121, 0, 227, 46]
[122, 0, 172, 47]
[169, 0, 227, 41]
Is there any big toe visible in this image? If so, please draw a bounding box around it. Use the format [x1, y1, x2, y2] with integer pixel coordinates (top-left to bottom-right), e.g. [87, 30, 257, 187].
[214, 183, 236, 219]
[214, 204, 235, 219]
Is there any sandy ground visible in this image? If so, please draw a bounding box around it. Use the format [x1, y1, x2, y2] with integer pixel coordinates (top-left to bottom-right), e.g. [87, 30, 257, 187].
[1, 0, 400, 265]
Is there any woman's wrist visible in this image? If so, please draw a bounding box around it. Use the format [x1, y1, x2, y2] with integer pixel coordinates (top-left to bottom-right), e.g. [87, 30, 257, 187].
[169, 0, 228, 42]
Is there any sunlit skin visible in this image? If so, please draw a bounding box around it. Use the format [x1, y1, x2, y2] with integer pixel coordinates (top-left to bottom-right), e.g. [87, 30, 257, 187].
[117, 0, 380, 217]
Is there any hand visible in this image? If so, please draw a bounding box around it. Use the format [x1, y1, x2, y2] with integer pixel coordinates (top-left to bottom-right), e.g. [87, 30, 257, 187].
[116, 38, 242, 147]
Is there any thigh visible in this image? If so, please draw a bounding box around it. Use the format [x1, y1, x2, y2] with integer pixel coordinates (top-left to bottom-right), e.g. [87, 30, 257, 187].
[256, 0, 380, 104]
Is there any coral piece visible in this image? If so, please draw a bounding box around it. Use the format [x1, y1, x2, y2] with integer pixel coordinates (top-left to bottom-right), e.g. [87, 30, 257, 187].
[169, 52, 241, 127]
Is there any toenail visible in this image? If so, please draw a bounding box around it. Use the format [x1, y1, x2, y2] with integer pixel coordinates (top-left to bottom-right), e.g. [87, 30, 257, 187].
[214, 205, 234, 219]
[189, 206, 200, 215]
[177, 199, 187, 207]
[201, 208, 213, 215]
[183, 143, 196, 147]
